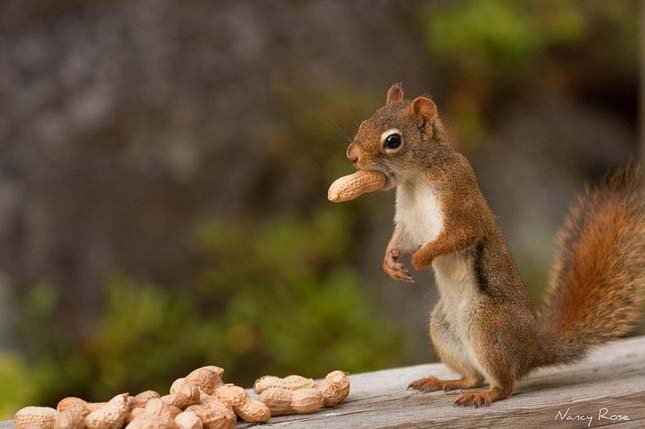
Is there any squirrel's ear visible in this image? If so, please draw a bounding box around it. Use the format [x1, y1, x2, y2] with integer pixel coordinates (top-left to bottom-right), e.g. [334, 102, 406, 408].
[408, 96, 437, 125]
[386, 82, 404, 105]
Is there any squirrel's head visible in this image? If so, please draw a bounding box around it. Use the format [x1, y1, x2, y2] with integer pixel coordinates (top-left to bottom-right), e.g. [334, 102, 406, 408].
[346, 83, 448, 188]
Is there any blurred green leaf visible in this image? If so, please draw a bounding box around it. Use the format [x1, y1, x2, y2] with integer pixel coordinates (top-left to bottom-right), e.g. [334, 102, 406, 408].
[0, 353, 34, 419]
[423, 0, 586, 76]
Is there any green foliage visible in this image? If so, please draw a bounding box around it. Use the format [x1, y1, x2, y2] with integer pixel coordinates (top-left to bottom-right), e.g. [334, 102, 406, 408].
[417, 0, 637, 150]
[195, 206, 403, 379]
[422, 0, 586, 77]
[0, 353, 34, 418]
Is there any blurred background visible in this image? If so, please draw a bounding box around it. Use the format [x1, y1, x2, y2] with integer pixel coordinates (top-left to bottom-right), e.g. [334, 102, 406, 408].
[0, 0, 642, 417]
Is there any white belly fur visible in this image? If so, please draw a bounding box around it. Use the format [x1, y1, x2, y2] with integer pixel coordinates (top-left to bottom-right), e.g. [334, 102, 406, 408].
[394, 178, 444, 252]
[394, 178, 494, 384]
[433, 252, 494, 383]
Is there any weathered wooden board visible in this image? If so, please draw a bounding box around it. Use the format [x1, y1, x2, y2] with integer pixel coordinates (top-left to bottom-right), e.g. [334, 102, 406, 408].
[239, 336, 645, 429]
[3, 336, 645, 429]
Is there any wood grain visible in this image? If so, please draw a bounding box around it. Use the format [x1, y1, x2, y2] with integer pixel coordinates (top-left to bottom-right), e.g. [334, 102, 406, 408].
[3, 336, 645, 429]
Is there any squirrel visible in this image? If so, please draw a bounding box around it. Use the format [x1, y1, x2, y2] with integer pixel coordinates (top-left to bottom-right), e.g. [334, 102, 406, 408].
[345, 82, 644, 407]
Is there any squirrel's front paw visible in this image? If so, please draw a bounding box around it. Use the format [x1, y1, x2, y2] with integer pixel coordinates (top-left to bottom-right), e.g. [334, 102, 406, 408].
[411, 249, 433, 271]
[383, 248, 414, 283]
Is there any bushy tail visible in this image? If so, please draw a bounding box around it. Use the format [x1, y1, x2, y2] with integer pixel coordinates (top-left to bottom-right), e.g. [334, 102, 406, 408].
[535, 165, 644, 368]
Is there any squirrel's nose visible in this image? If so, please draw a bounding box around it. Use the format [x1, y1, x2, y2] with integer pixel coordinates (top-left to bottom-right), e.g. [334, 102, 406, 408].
[347, 144, 360, 166]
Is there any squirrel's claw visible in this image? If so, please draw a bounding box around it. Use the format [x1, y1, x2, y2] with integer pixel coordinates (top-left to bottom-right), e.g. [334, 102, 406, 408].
[383, 250, 415, 283]
[386, 265, 415, 283]
[454, 391, 492, 408]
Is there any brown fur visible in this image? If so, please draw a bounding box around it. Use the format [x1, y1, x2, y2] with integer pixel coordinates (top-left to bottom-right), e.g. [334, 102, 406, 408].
[347, 83, 645, 407]
[536, 166, 645, 366]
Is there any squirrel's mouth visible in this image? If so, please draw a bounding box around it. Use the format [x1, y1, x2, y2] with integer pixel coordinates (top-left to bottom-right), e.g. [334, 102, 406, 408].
[382, 172, 397, 190]
[359, 164, 397, 189]
[365, 165, 396, 190]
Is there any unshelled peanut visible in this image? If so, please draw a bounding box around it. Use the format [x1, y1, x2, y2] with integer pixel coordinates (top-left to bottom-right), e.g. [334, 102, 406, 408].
[328, 170, 387, 202]
[84, 393, 129, 429]
[215, 383, 270, 423]
[14, 406, 57, 429]
[254, 375, 316, 394]
[319, 370, 351, 406]
[259, 387, 324, 416]
[175, 410, 203, 429]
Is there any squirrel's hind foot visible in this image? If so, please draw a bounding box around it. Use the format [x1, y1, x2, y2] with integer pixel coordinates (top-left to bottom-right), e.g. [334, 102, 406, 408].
[453, 386, 510, 408]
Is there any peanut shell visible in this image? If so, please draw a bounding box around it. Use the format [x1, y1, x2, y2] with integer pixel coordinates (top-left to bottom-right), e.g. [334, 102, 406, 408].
[170, 378, 186, 395]
[131, 391, 160, 409]
[168, 383, 201, 409]
[185, 399, 235, 429]
[169, 406, 182, 418]
[125, 415, 178, 429]
[201, 366, 224, 378]
[184, 367, 223, 395]
[327, 170, 387, 202]
[174, 411, 203, 429]
[254, 374, 316, 394]
[144, 398, 173, 419]
[259, 387, 323, 416]
[214, 384, 246, 407]
[198, 394, 233, 413]
[84, 393, 128, 429]
[56, 397, 88, 413]
[235, 399, 271, 423]
[14, 406, 57, 429]
[319, 370, 350, 406]
[126, 407, 146, 424]
[54, 405, 88, 429]
[290, 388, 323, 414]
[214, 383, 271, 423]
[258, 388, 291, 415]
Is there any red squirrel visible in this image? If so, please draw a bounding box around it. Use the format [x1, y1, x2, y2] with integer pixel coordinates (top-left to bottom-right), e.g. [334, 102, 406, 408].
[344, 83, 644, 407]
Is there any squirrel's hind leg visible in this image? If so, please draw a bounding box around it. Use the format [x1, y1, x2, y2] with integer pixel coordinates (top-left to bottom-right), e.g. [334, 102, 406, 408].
[409, 308, 484, 392]
[452, 304, 531, 407]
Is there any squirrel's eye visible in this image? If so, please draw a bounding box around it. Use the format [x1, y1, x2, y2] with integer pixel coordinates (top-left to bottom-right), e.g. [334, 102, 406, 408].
[383, 134, 402, 152]
[380, 128, 403, 152]
[385, 134, 401, 149]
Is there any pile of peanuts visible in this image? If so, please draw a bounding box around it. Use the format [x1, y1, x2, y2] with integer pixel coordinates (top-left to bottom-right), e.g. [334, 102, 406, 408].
[13, 366, 350, 429]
